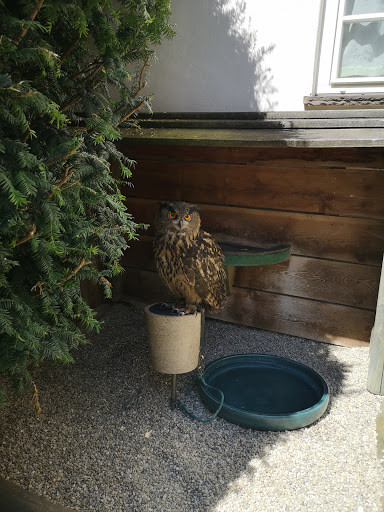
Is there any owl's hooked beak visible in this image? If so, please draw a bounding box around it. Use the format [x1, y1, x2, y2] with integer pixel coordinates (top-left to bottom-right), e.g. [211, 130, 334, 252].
[178, 219, 183, 229]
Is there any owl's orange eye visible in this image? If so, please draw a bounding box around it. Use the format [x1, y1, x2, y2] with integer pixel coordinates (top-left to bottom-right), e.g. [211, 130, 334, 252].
[168, 212, 177, 219]
[184, 214, 191, 221]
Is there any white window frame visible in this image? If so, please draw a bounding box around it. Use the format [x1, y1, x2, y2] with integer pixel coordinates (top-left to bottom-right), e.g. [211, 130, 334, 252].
[314, 0, 384, 95]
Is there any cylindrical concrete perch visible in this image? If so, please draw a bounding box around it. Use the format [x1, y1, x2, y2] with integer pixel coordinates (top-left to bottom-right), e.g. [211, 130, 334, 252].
[145, 303, 202, 375]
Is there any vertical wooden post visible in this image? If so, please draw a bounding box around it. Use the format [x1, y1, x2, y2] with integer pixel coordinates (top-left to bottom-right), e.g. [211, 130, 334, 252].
[367, 254, 384, 395]
[224, 265, 236, 294]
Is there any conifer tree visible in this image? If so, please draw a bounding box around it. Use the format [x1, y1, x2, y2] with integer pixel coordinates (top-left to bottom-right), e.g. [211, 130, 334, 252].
[0, 0, 174, 407]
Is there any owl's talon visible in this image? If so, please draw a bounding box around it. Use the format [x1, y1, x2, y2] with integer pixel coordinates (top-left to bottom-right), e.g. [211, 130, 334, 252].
[183, 304, 198, 315]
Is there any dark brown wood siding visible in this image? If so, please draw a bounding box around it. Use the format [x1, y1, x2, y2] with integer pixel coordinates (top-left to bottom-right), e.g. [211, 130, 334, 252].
[112, 143, 384, 347]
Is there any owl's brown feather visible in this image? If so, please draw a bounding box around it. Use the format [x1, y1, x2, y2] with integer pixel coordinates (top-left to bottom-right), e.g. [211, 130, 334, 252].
[153, 201, 226, 313]
[182, 230, 226, 312]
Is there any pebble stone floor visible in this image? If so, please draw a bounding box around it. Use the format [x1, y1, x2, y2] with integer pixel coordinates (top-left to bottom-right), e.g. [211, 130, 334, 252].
[0, 302, 383, 512]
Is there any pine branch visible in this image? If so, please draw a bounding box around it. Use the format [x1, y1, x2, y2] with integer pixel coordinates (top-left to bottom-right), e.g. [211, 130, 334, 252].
[60, 74, 103, 111]
[72, 58, 103, 80]
[10, 224, 37, 248]
[61, 179, 80, 192]
[47, 170, 73, 199]
[22, 129, 33, 144]
[133, 56, 151, 98]
[91, 76, 105, 92]
[61, 63, 105, 112]
[103, 277, 112, 287]
[85, 63, 104, 85]
[60, 95, 82, 113]
[31, 281, 46, 296]
[47, 140, 83, 166]
[63, 52, 147, 114]
[10, 90, 37, 98]
[114, 57, 151, 122]
[31, 381, 42, 416]
[60, 258, 92, 285]
[119, 100, 145, 125]
[121, 28, 141, 58]
[60, 36, 81, 65]
[14, 0, 45, 46]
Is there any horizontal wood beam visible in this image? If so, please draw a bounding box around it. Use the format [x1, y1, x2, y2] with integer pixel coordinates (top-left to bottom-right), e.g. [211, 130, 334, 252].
[111, 267, 372, 347]
[121, 144, 384, 169]
[137, 110, 384, 120]
[214, 287, 372, 347]
[125, 198, 384, 265]
[121, 236, 380, 310]
[234, 257, 380, 310]
[135, 118, 384, 130]
[123, 160, 384, 219]
[120, 127, 384, 148]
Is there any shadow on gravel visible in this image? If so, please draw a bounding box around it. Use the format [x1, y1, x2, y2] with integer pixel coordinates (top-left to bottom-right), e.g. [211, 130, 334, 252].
[0, 303, 349, 512]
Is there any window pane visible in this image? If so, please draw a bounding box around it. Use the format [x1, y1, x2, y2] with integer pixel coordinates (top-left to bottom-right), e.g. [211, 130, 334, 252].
[338, 20, 384, 77]
[345, 0, 384, 15]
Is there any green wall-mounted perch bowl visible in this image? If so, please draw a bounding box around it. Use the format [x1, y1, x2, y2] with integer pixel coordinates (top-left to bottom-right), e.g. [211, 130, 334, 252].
[218, 242, 291, 266]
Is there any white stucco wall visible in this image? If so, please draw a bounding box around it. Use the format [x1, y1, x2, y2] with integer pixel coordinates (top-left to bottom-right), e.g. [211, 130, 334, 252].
[147, 0, 321, 112]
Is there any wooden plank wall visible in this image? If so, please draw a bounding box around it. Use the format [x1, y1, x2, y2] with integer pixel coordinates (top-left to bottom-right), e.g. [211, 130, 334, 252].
[111, 143, 384, 347]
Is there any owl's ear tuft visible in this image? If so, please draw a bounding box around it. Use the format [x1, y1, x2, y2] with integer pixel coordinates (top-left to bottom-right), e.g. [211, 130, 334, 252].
[158, 201, 171, 210]
[189, 204, 200, 214]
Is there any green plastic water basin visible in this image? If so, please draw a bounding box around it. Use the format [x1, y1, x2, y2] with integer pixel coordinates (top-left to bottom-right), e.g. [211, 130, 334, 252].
[199, 354, 329, 431]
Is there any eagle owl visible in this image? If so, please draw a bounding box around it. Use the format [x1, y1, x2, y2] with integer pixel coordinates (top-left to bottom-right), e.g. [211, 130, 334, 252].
[153, 201, 226, 314]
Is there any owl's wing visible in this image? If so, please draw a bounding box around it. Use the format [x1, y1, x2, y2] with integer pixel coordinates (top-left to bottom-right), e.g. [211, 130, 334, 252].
[182, 230, 226, 312]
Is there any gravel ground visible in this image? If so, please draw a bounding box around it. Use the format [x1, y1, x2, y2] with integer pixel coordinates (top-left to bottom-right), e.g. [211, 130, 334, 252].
[0, 302, 383, 512]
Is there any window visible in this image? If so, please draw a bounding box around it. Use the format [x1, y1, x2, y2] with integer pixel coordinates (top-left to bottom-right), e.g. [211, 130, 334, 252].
[312, 0, 384, 96]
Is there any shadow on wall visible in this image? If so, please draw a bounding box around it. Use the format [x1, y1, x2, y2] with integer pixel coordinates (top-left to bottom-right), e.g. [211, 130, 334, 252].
[213, 0, 277, 111]
[152, 0, 277, 111]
